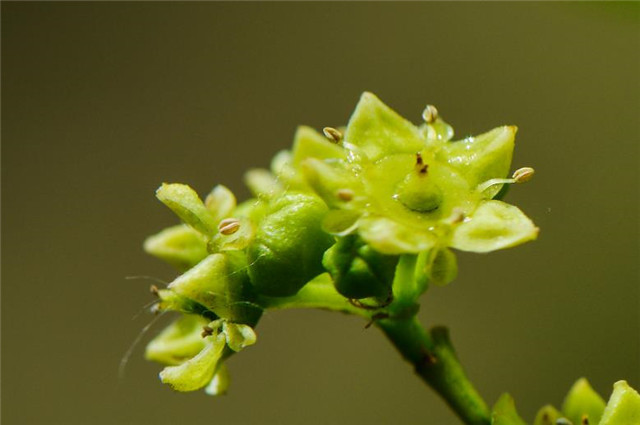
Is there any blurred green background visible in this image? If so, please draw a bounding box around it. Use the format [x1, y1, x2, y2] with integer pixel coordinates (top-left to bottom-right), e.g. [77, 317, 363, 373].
[2, 3, 638, 424]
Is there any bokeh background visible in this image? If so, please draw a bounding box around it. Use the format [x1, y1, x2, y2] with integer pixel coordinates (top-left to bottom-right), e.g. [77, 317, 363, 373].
[2, 3, 638, 425]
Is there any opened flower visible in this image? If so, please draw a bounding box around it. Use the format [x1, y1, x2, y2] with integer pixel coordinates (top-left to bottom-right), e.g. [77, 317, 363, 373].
[140, 93, 542, 408]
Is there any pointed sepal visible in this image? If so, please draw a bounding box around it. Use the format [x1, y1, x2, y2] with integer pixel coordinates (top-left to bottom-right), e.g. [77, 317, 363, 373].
[156, 183, 218, 237]
[344, 92, 425, 161]
[143, 224, 208, 271]
[438, 126, 516, 198]
[159, 333, 226, 392]
[599, 380, 640, 425]
[561, 378, 606, 425]
[451, 200, 538, 253]
[145, 315, 208, 366]
[491, 393, 527, 425]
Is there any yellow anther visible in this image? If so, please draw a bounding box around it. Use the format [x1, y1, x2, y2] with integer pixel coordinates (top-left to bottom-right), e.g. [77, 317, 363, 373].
[218, 218, 241, 235]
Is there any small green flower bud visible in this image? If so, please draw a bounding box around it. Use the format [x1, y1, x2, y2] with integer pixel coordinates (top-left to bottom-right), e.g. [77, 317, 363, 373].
[599, 381, 640, 425]
[562, 378, 606, 425]
[222, 322, 257, 352]
[425, 247, 458, 287]
[323, 236, 398, 299]
[166, 252, 261, 323]
[533, 405, 562, 425]
[491, 393, 527, 425]
[247, 193, 334, 296]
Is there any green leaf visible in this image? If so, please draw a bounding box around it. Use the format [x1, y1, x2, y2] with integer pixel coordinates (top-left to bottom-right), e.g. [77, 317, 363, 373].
[561, 378, 606, 425]
[533, 405, 562, 425]
[358, 216, 437, 255]
[247, 193, 334, 297]
[156, 183, 218, 237]
[143, 224, 209, 271]
[491, 393, 527, 425]
[344, 92, 425, 162]
[599, 380, 640, 425]
[145, 315, 208, 366]
[159, 333, 226, 392]
[222, 322, 257, 352]
[451, 200, 538, 253]
[204, 363, 230, 396]
[438, 126, 516, 198]
[204, 185, 236, 224]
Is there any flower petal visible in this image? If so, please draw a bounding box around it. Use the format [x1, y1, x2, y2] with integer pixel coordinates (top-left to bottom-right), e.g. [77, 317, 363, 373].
[143, 224, 208, 271]
[244, 168, 284, 199]
[438, 126, 516, 198]
[292, 125, 346, 166]
[223, 322, 257, 352]
[562, 378, 606, 425]
[156, 183, 218, 237]
[145, 315, 208, 366]
[204, 185, 236, 223]
[159, 333, 226, 392]
[491, 393, 527, 425]
[344, 92, 425, 162]
[358, 216, 437, 255]
[451, 200, 538, 253]
[599, 381, 640, 425]
[204, 363, 230, 396]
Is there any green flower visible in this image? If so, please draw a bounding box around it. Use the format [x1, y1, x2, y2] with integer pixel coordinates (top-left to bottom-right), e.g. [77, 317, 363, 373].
[141, 92, 541, 395]
[491, 378, 640, 425]
[296, 92, 538, 257]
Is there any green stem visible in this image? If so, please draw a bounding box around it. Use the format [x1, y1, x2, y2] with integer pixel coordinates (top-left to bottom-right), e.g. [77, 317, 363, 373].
[377, 316, 491, 425]
[257, 274, 370, 319]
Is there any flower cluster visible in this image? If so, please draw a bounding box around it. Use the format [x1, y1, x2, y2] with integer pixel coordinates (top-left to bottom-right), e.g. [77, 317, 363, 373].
[142, 93, 539, 394]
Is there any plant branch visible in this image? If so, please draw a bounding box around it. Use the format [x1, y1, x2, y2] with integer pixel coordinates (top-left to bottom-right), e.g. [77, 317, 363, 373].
[377, 316, 491, 425]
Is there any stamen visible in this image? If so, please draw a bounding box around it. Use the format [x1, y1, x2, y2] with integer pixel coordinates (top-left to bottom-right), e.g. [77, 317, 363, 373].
[337, 189, 354, 201]
[512, 167, 535, 183]
[150, 284, 159, 296]
[422, 105, 438, 124]
[476, 178, 515, 194]
[448, 208, 465, 224]
[322, 127, 342, 143]
[218, 218, 240, 235]
[415, 153, 428, 175]
[201, 326, 214, 338]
